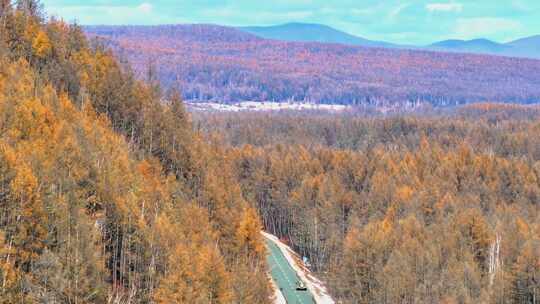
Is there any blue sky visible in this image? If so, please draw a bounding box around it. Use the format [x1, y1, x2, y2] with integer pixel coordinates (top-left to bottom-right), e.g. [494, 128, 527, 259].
[42, 0, 540, 45]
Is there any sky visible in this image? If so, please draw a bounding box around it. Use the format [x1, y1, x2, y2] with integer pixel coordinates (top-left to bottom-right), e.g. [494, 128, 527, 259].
[41, 0, 540, 45]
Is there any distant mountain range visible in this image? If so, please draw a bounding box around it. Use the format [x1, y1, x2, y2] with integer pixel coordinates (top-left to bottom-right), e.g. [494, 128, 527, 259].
[429, 37, 540, 59]
[238, 23, 540, 59]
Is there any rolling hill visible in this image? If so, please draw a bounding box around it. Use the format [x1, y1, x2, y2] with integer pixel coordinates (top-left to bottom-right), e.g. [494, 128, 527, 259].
[239, 22, 396, 48]
[429, 39, 510, 55]
[428, 37, 540, 59]
[85, 24, 540, 107]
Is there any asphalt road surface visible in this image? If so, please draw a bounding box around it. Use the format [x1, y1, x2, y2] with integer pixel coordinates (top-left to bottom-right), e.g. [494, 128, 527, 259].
[265, 238, 315, 304]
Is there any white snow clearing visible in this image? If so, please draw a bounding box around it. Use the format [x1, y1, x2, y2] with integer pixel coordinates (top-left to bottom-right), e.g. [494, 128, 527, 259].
[262, 231, 336, 304]
[186, 101, 349, 112]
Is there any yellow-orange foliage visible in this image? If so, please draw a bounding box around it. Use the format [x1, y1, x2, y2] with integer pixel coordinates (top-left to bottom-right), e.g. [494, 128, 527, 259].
[235, 207, 265, 259]
[31, 30, 51, 59]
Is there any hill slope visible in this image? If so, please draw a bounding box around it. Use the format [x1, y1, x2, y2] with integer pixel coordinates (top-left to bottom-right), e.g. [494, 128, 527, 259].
[506, 35, 540, 58]
[86, 23, 261, 43]
[508, 35, 540, 48]
[85, 24, 540, 106]
[0, 5, 271, 303]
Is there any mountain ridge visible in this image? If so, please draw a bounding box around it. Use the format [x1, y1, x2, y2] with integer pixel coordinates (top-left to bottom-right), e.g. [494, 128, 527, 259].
[429, 38, 512, 55]
[86, 22, 540, 59]
[428, 37, 540, 58]
[237, 22, 540, 59]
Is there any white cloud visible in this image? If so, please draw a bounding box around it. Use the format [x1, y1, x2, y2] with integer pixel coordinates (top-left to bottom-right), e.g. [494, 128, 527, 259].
[426, 3, 463, 13]
[45, 3, 176, 25]
[137, 3, 153, 14]
[350, 7, 375, 16]
[388, 3, 409, 20]
[455, 17, 522, 39]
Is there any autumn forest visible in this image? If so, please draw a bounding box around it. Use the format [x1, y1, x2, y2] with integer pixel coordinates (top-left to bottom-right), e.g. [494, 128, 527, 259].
[0, 1, 539, 304]
[198, 107, 540, 303]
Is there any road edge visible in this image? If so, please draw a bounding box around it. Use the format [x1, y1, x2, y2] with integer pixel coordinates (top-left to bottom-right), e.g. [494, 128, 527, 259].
[268, 272, 287, 304]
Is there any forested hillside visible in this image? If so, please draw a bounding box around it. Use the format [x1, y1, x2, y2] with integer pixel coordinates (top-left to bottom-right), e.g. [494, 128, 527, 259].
[196, 104, 540, 304]
[85, 25, 540, 106]
[0, 1, 270, 303]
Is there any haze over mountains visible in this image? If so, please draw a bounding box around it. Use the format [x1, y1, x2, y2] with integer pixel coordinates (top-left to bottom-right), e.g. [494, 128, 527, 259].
[239, 22, 540, 59]
[85, 23, 540, 107]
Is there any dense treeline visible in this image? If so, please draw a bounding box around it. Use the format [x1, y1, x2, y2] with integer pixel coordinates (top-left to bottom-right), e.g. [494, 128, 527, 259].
[85, 25, 540, 106]
[0, 1, 270, 303]
[196, 105, 540, 160]
[195, 105, 540, 303]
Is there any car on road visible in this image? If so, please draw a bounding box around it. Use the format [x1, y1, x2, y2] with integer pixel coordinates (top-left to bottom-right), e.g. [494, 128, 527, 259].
[296, 280, 307, 291]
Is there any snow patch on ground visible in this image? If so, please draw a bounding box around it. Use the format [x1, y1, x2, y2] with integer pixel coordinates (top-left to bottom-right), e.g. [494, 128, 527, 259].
[262, 231, 335, 304]
[187, 101, 350, 112]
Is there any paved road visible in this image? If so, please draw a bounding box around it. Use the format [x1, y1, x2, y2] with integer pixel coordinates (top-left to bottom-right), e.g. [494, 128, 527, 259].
[265, 238, 315, 304]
